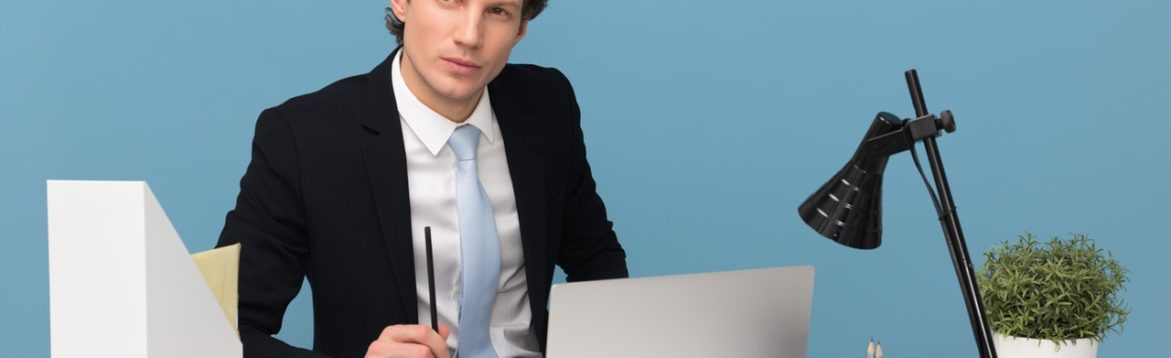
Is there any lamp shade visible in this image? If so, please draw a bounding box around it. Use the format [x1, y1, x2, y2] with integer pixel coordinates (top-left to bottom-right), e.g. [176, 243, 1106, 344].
[798, 112, 904, 249]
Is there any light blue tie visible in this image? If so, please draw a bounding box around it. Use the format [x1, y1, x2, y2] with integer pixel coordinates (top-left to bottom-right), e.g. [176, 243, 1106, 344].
[448, 125, 500, 358]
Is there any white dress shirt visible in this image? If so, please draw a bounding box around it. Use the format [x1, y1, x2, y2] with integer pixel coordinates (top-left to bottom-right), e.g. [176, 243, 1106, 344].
[392, 51, 541, 357]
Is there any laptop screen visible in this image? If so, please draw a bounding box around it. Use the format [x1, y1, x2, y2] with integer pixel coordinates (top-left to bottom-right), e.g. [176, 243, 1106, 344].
[546, 265, 815, 358]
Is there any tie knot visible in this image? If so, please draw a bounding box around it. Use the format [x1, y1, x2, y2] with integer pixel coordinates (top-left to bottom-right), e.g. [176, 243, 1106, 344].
[449, 125, 481, 161]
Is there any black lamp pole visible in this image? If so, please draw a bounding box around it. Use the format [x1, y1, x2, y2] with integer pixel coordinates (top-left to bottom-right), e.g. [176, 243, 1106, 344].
[905, 70, 997, 358]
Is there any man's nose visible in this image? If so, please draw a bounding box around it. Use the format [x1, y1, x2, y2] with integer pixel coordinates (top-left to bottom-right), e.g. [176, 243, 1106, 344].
[453, 9, 484, 49]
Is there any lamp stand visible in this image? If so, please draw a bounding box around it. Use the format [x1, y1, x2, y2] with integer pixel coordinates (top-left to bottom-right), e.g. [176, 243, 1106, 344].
[905, 70, 998, 358]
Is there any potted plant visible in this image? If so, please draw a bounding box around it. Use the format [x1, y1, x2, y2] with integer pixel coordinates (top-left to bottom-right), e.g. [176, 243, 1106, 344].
[977, 232, 1129, 358]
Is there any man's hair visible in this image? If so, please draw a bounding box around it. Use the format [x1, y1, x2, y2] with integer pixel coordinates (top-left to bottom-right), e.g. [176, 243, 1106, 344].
[385, 1, 548, 44]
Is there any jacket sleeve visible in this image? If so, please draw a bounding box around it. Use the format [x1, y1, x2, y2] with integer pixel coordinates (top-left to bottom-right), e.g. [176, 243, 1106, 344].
[216, 108, 330, 358]
[552, 71, 630, 282]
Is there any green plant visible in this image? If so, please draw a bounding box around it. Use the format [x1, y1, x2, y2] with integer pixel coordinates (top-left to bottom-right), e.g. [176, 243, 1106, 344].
[977, 232, 1129, 343]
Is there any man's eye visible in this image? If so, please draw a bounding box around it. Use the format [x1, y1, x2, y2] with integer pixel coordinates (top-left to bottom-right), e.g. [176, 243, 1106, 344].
[489, 7, 509, 16]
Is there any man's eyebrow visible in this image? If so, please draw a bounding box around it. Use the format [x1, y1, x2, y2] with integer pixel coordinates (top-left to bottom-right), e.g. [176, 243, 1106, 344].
[492, 0, 523, 9]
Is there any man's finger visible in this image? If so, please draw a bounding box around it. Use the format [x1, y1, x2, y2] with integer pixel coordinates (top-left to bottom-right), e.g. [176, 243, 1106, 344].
[365, 340, 434, 358]
[378, 324, 450, 358]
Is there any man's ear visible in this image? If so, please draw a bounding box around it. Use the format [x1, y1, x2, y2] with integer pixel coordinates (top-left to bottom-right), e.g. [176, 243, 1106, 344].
[390, 0, 409, 23]
[515, 20, 529, 42]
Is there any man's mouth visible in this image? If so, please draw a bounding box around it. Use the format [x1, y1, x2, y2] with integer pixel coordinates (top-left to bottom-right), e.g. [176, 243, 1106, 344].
[442, 57, 481, 74]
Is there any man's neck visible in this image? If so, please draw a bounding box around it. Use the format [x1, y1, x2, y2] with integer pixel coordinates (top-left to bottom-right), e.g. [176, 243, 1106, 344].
[424, 90, 482, 124]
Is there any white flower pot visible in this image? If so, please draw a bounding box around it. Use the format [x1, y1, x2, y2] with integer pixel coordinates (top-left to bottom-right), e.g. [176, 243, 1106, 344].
[993, 333, 1098, 358]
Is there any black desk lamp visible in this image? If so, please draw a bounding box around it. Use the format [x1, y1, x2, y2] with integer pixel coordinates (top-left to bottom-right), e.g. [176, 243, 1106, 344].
[798, 70, 998, 358]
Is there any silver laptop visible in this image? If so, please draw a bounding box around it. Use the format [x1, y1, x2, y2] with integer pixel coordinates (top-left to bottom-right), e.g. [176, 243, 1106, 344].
[546, 265, 815, 358]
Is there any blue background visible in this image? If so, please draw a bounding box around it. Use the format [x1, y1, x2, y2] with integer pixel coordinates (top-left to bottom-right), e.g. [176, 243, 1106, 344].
[3, 0, 1168, 356]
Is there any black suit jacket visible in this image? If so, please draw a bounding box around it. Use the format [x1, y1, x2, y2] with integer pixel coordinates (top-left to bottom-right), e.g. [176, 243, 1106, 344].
[216, 50, 629, 358]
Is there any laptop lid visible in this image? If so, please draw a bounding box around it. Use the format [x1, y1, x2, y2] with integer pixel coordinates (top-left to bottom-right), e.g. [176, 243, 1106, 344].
[546, 265, 815, 358]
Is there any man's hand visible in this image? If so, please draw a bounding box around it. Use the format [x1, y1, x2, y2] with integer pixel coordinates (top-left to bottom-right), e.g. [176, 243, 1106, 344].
[365, 324, 451, 358]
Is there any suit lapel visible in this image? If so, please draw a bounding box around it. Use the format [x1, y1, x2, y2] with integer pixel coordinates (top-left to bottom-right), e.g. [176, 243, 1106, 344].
[490, 81, 549, 326]
[360, 50, 419, 324]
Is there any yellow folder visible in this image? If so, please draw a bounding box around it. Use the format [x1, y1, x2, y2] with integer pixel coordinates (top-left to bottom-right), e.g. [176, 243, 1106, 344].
[191, 243, 240, 336]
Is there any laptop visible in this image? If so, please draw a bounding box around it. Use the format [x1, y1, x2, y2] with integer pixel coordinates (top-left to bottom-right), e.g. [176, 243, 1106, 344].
[546, 265, 815, 358]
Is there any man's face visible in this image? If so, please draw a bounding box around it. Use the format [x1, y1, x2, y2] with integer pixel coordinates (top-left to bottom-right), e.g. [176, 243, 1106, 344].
[391, 0, 527, 112]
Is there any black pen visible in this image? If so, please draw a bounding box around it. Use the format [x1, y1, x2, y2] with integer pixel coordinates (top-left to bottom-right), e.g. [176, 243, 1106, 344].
[424, 226, 438, 332]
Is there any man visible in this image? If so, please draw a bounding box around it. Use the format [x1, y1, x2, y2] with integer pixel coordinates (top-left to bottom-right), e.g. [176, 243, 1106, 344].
[215, 0, 629, 357]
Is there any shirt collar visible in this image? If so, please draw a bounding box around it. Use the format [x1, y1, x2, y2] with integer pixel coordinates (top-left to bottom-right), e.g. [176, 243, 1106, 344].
[391, 50, 497, 157]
